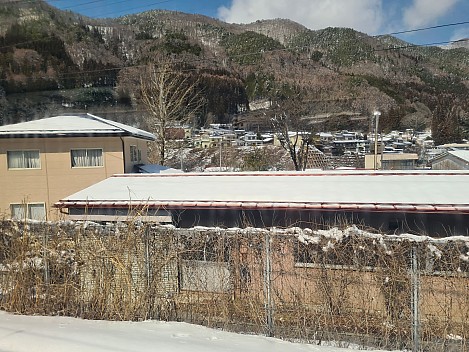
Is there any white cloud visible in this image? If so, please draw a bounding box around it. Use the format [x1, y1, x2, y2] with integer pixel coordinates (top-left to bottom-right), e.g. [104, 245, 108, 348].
[402, 0, 460, 29]
[218, 0, 384, 35]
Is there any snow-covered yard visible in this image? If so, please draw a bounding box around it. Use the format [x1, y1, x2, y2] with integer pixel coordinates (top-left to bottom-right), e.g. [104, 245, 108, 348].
[0, 311, 400, 352]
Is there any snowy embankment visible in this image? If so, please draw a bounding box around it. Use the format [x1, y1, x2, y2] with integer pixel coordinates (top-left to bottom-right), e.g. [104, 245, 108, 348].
[0, 311, 401, 352]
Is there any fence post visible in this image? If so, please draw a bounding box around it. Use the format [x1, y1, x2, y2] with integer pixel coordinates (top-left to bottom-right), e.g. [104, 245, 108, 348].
[144, 225, 153, 319]
[411, 244, 420, 351]
[145, 226, 151, 289]
[43, 230, 50, 286]
[264, 231, 274, 337]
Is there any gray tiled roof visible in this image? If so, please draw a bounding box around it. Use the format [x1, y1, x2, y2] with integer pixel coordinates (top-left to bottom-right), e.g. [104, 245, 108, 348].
[0, 113, 155, 140]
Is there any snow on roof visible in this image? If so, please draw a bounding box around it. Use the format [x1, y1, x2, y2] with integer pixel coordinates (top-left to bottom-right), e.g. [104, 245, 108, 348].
[380, 153, 419, 160]
[449, 150, 469, 163]
[56, 170, 469, 213]
[430, 150, 469, 164]
[134, 164, 183, 174]
[0, 113, 155, 140]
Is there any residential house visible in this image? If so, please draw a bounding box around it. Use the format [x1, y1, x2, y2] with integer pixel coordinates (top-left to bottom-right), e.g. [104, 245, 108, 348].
[0, 113, 155, 221]
[317, 132, 334, 144]
[222, 133, 237, 146]
[193, 133, 232, 149]
[165, 127, 185, 140]
[430, 150, 469, 170]
[242, 132, 264, 146]
[232, 108, 280, 132]
[332, 139, 369, 155]
[273, 131, 311, 147]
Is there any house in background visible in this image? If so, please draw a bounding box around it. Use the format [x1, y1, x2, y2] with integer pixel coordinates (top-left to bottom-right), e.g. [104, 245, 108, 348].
[430, 150, 469, 170]
[0, 113, 155, 221]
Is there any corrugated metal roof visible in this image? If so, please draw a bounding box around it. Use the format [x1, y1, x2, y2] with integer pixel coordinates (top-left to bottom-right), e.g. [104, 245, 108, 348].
[0, 113, 155, 140]
[56, 170, 469, 214]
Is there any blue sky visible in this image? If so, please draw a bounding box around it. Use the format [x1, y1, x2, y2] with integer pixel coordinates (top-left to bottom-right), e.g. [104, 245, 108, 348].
[46, 0, 469, 45]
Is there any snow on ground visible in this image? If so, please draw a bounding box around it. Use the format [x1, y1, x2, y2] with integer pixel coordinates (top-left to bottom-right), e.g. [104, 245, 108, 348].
[0, 311, 401, 352]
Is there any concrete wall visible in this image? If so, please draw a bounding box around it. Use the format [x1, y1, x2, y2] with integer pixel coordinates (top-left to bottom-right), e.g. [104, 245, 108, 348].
[121, 136, 151, 173]
[2, 221, 469, 349]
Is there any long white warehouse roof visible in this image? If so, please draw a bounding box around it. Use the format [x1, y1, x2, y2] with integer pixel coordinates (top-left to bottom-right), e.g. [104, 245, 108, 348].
[56, 170, 469, 214]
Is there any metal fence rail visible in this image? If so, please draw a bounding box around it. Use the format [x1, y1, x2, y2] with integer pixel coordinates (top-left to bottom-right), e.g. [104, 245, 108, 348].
[0, 220, 468, 351]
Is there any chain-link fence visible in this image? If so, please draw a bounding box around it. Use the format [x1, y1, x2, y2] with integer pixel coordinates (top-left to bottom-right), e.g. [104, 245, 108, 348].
[1, 220, 468, 351]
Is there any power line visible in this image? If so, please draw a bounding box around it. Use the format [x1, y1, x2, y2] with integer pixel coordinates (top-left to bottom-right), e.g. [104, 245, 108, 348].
[47, 0, 175, 18]
[383, 21, 469, 36]
[91, 0, 174, 18]
[1, 0, 468, 50]
[1, 0, 176, 17]
[374, 38, 469, 51]
[48, 0, 105, 10]
[1, 35, 468, 86]
[0, 0, 176, 50]
[7, 0, 469, 34]
[1, 2, 468, 83]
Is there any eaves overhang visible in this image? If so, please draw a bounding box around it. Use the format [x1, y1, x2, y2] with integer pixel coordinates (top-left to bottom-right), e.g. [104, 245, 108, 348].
[54, 200, 469, 215]
[0, 131, 155, 140]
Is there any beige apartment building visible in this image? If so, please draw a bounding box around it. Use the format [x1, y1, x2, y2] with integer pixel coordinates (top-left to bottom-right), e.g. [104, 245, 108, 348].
[0, 113, 155, 221]
[364, 152, 419, 170]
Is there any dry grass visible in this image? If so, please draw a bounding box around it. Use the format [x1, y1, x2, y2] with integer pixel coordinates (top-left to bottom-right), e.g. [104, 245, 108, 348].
[0, 220, 468, 351]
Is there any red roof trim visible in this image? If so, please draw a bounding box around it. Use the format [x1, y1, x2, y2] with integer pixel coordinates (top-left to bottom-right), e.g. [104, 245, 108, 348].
[55, 200, 469, 215]
[112, 171, 469, 178]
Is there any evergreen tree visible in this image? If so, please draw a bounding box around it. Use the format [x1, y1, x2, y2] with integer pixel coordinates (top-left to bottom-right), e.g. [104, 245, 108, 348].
[431, 95, 462, 145]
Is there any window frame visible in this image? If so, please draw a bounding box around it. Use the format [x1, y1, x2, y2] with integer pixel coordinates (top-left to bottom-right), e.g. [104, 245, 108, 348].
[10, 202, 46, 221]
[70, 148, 104, 168]
[130, 145, 141, 163]
[179, 235, 232, 292]
[7, 149, 41, 170]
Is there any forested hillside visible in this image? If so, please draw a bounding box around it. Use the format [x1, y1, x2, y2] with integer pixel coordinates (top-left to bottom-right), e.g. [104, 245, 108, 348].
[0, 0, 468, 143]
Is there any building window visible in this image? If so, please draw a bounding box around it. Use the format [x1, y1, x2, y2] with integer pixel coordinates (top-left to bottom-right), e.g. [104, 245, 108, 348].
[10, 203, 46, 221]
[130, 145, 141, 163]
[71, 149, 103, 168]
[180, 235, 232, 292]
[7, 150, 41, 169]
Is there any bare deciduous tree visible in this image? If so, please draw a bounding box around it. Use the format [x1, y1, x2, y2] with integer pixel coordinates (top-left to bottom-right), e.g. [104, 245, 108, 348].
[140, 61, 204, 165]
[270, 96, 315, 171]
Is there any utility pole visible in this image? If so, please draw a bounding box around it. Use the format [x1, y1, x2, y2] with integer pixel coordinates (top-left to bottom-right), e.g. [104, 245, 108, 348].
[180, 141, 184, 171]
[264, 231, 274, 337]
[411, 245, 420, 352]
[373, 111, 381, 170]
[219, 141, 222, 171]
